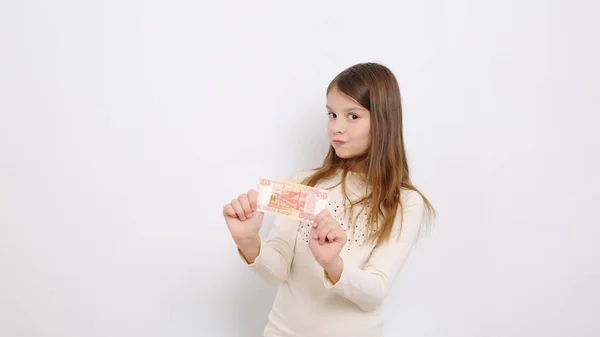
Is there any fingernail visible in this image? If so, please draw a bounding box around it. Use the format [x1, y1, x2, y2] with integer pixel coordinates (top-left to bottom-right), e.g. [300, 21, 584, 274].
[246, 213, 252, 218]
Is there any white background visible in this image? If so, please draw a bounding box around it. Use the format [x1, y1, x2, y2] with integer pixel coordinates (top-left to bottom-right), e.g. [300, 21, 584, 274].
[1, 0, 599, 336]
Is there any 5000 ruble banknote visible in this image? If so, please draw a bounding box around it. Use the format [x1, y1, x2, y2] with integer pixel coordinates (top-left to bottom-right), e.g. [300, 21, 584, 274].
[256, 178, 329, 223]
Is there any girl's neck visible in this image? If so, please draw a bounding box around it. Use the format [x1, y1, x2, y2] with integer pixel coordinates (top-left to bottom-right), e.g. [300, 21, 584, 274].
[343, 156, 368, 173]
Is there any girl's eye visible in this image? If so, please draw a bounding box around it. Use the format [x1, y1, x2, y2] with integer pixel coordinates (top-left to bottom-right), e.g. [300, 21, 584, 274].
[349, 114, 358, 120]
[328, 112, 336, 118]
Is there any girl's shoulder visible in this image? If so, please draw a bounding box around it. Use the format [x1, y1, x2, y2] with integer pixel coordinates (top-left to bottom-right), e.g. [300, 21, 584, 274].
[289, 169, 317, 183]
[290, 169, 344, 189]
[399, 188, 426, 212]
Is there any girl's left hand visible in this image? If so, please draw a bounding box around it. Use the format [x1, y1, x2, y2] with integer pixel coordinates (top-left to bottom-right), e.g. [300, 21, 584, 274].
[309, 209, 347, 268]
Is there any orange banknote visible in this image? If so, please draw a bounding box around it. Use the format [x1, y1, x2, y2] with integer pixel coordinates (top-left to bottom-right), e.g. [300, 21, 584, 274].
[256, 178, 329, 223]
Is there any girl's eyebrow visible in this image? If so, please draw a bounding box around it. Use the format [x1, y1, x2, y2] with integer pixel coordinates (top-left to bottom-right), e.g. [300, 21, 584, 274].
[325, 105, 365, 112]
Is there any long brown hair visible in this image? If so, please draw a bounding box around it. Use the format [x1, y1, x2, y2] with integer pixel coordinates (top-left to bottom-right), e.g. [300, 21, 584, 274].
[302, 62, 435, 245]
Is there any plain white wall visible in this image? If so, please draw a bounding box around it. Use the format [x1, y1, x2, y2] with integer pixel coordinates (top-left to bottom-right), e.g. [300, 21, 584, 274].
[1, 0, 598, 336]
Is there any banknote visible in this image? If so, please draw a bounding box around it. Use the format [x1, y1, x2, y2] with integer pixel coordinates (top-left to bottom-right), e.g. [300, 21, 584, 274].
[256, 177, 329, 223]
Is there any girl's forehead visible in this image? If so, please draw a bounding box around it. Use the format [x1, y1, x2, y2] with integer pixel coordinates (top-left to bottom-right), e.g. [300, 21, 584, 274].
[326, 90, 365, 110]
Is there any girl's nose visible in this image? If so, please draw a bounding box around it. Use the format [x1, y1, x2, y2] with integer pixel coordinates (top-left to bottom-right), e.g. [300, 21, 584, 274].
[331, 118, 346, 133]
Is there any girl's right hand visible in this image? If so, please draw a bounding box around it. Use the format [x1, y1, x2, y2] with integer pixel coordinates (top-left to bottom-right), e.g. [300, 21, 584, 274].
[222, 189, 264, 243]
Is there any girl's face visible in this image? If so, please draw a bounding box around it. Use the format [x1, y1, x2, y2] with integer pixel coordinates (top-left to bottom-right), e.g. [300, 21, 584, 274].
[326, 88, 371, 159]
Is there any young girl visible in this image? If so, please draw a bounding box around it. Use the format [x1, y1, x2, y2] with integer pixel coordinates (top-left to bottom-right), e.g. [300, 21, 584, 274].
[222, 62, 435, 337]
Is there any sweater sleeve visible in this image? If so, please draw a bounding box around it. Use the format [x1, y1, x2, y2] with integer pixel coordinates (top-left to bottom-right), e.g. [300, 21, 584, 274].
[236, 173, 304, 285]
[237, 215, 300, 285]
[322, 190, 426, 311]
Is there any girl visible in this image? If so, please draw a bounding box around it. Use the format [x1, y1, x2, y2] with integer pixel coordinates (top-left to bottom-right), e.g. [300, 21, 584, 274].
[223, 62, 435, 337]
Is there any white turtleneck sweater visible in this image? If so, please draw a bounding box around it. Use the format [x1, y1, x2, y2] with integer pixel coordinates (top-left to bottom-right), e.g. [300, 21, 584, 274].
[237, 170, 425, 337]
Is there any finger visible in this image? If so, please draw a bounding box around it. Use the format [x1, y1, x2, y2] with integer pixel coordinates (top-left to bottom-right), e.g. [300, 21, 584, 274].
[238, 194, 253, 218]
[230, 199, 246, 221]
[312, 216, 320, 229]
[326, 230, 336, 242]
[247, 189, 258, 211]
[311, 221, 322, 240]
[313, 209, 329, 228]
[223, 203, 237, 218]
[320, 227, 334, 245]
[318, 223, 332, 244]
[312, 213, 326, 236]
[314, 211, 332, 230]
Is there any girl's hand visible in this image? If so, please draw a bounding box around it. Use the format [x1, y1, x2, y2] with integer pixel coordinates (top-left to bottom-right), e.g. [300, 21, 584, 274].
[309, 209, 347, 268]
[223, 189, 264, 244]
